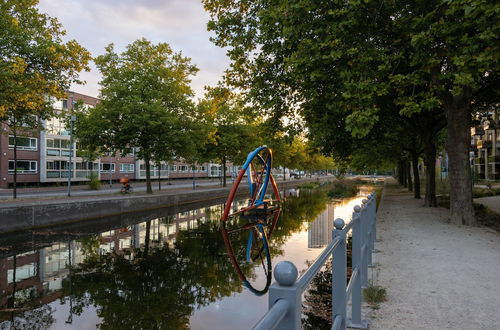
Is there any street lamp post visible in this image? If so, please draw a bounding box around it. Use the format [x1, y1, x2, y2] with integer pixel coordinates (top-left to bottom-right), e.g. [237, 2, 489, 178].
[68, 114, 76, 197]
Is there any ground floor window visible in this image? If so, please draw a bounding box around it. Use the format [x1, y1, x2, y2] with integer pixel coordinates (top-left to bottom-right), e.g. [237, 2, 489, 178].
[169, 165, 177, 172]
[100, 163, 115, 172]
[8, 160, 37, 174]
[180, 165, 188, 172]
[120, 163, 134, 173]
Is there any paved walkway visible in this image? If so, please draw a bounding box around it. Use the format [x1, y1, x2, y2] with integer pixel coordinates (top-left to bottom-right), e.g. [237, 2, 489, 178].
[368, 179, 500, 330]
[474, 195, 500, 214]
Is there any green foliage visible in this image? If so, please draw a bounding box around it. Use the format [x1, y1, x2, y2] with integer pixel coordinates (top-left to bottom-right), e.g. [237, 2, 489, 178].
[0, 0, 90, 121]
[298, 182, 320, 190]
[328, 180, 359, 198]
[363, 281, 387, 307]
[74, 38, 198, 193]
[87, 172, 101, 190]
[472, 187, 500, 198]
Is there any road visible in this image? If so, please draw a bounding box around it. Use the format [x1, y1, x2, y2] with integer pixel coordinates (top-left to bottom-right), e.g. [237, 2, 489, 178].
[0, 178, 226, 200]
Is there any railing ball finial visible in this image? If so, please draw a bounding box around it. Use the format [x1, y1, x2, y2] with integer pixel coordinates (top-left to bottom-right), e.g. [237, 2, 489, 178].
[334, 218, 345, 230]
[274, 261, 298, 286]
[362, 199, 368, 205]
[354, 205, 361, 213]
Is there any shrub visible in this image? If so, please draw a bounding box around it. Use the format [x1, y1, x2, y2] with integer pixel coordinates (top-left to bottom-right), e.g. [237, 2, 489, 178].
[299, 182, 321, 189]
[328, 180, 359, 198]
[363, 281, 387, 307]
[88, 172, 101, 190]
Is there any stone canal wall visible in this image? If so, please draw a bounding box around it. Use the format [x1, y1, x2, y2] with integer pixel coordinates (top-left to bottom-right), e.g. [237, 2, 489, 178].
[0, 177, 332, 233]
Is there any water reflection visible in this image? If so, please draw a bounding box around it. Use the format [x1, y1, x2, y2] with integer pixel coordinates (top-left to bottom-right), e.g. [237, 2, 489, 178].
[0, 185, 371, 329]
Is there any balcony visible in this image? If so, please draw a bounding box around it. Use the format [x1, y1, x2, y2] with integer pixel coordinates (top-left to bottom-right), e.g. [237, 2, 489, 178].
[487, 156, 500, 164]
[471, 126, 484, 136]
[477, 140, 492, 149]
[483, 120, 499, 130]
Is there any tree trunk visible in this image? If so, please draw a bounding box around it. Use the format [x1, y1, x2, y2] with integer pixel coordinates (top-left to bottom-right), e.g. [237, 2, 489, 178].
[445, 101, 476, 225]
[411, 152, 421, 199]
[423, 142, 437, 207]
[222, 155, 227, 187]
[13, 129, 17, 199]
[145, 157, 153, 194]
[407, 160, 413, 192]
[283, 167, 286, 181]
[396, 160, 403, 185]
[403, 160, 408, 188]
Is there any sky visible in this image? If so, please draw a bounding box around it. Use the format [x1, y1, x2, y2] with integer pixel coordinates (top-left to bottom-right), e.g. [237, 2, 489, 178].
[37, 0, 230, 100]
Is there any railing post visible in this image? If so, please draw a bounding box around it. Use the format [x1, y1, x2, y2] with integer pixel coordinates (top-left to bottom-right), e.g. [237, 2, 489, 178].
[332, 218, 346, 330]
[371, 192, 377, 256]
[366, 195, 374, 268]
[361, 199, 369, 287]
[267, 261, 301, 330]
[348, 206, 368, 329]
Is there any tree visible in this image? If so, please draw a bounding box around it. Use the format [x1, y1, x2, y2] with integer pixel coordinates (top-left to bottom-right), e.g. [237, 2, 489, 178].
[203, 0, 499, 225]
[0, 0, 90, 198]
[74, 39, 198, 193]
[197, 86, 260, 187]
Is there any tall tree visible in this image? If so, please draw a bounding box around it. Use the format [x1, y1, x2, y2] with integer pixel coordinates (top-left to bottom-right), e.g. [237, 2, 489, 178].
[203, 0, 499, 225]
[0, 0, 90, 198]
[74, 39, 198, 193]
[197, 86, 260, 187]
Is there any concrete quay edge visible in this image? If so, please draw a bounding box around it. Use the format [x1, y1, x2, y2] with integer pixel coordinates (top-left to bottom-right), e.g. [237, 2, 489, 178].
[0, 177, 332, 233]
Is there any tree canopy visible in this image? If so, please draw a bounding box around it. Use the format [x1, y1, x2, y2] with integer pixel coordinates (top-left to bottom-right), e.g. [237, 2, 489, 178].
[203, 0, 500, 225]
[74, 39, 198, 193]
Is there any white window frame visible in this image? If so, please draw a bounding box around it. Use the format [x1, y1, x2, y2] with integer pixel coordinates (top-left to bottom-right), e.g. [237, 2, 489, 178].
[8, 136, 37, 151]
[8, 160, 37, 174]
[100, 163, 116, 173]
[120, 163, 134, 173]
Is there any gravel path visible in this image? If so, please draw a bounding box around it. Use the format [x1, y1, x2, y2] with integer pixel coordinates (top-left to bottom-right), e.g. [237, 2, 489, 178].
[368, 179, 500, 330]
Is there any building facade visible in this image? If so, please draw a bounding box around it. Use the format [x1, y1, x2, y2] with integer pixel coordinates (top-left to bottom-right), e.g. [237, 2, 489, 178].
[0, 91, 235, 188]
[471, 112, 500, 180]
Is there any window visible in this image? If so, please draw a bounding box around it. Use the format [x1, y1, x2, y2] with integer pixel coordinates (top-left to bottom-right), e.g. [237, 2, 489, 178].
[8, 136, 37, 151]
[8, 160, 37, 174]
[120, 163, 134, 173]
[180, 165, 188, 172]
[46, 138, 73, 157]
[201, 166, 207, 172]
[100, 163, 115, 172]
[169, 165, 177, 172]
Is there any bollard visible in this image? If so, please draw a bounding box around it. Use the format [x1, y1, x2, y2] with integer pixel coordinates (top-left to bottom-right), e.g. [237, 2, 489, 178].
[347, 206, 368, 329]
[332, 218, 347, 330]
[268, 261, 300, 330]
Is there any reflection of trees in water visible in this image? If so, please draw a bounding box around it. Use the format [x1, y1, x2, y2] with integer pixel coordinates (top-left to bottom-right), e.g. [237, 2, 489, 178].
[302, 237, 353, 329]
[64, 220, 249, 329]
[0, 305, 55, 330]
[269, 187, 331, 253]
[0, 186, 334, 329]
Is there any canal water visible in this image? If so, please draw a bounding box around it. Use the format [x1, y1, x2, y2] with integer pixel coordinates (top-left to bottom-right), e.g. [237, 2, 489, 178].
[0, 185, 371, 329]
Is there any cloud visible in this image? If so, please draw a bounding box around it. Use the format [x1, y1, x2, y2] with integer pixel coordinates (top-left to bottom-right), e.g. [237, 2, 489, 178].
[37, 0, 229, 99]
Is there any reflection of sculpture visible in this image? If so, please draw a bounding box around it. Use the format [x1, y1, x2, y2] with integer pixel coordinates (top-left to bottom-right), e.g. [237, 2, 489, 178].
[220, 146, 281, 295]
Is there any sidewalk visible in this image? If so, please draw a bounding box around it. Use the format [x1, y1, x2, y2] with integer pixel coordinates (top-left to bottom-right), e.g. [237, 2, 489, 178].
[368, 179, 500, 329]
[474, 195, 500, 214]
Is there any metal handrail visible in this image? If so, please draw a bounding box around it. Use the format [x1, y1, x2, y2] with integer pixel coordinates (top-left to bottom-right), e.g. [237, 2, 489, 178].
[253, 299, 290, 330]
[253, 192, 377, 330]
[298, 237, 341, 291]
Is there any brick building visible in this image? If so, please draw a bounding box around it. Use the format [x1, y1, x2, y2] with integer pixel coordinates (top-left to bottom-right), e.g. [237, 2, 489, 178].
[0, 91, 234, 188]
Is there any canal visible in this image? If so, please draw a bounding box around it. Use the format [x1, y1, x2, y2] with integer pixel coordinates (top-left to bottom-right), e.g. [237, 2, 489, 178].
[0, 184, 371, 329]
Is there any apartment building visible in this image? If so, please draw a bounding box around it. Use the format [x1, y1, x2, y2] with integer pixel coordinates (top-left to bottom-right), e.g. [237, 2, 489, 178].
[471, 112, 500, 180]
[0, 91, 234, 188]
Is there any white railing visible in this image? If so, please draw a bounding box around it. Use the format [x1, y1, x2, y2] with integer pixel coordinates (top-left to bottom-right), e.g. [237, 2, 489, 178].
[253, 192, 377, 330]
